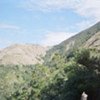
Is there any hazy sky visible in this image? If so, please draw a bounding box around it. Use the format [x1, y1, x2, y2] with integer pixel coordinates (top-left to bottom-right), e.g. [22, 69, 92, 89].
[0, 0, 100, 48]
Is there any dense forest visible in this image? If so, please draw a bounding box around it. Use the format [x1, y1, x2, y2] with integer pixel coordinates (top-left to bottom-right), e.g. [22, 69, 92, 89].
[1, 48, 99, 100]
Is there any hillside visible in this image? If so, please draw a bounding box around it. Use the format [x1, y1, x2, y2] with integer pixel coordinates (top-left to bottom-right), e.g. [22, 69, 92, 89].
[85, 31, 100, 50]
[44, 22, 100, 65]
[0, 44, 48, 65]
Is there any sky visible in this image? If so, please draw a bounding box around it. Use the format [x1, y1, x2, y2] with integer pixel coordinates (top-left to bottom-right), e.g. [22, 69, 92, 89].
[0, 0, 100, 48]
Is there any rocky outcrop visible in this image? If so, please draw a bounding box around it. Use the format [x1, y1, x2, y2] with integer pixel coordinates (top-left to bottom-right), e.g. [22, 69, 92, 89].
[85, 32, 100, 50]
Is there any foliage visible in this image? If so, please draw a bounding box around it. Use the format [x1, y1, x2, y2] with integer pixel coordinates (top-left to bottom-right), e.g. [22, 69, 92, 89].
[40, 49, 100, 100]
[1, 48, 100, 100]
[0, 65, 35, 100]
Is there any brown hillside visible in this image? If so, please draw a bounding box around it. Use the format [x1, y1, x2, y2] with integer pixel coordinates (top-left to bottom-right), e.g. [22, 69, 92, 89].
[0, 44, 48, 65]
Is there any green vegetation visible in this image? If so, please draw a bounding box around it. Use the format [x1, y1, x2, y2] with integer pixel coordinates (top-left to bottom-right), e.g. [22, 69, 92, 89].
[0, 65, 35, 100]
[3, 48, 100, 100]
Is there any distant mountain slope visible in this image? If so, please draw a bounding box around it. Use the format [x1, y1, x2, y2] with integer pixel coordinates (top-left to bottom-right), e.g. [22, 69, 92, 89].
[85, 31, 100, 50]
[0, 44, 48, 65]
[45, 22, 100, 64]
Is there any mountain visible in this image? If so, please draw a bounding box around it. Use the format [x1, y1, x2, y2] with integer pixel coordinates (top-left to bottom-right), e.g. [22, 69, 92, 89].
[0, 22, 100, 65]
[0, 44, 48, 65]
[45, 22, 100, 65]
